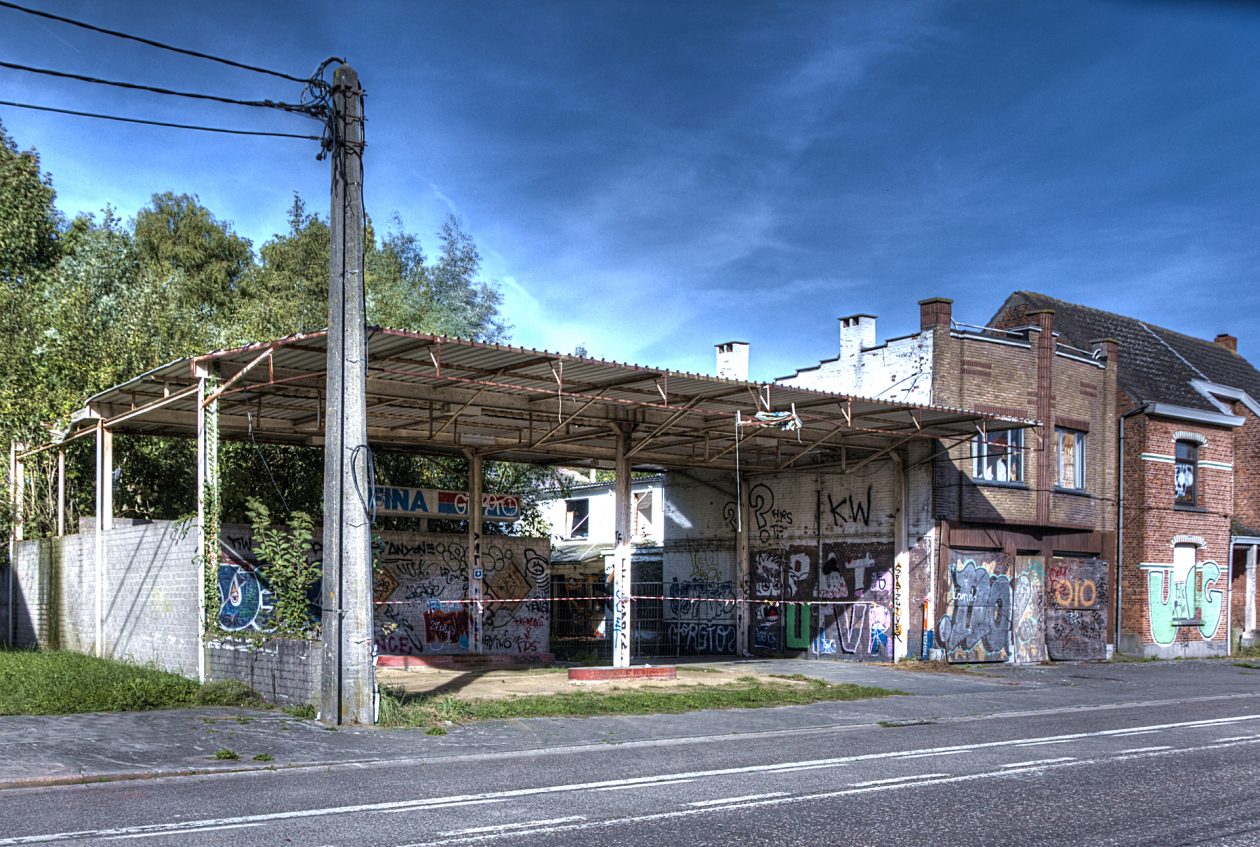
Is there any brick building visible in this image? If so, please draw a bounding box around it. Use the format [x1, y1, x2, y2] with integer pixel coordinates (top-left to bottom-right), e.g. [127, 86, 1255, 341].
[992, 292, 1260, 658]
[781, 297, 1119, 662]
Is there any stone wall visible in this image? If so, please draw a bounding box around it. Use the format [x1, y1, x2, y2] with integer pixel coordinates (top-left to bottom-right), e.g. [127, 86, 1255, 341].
[205, 637, 319, 707]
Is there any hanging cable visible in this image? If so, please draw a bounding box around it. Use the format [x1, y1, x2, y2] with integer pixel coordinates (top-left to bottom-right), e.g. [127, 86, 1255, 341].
[0, 0, 312, 83]
[0, 100, 321, 139]
[247, 411, 291, 514]
[0, 60, 324, 116]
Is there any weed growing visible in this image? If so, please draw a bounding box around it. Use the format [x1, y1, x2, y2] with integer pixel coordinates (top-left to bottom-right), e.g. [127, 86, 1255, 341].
[377, 676, 902, 728]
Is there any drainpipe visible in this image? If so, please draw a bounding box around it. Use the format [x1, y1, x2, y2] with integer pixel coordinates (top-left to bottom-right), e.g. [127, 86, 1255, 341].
[1116, 406, 1145, 652]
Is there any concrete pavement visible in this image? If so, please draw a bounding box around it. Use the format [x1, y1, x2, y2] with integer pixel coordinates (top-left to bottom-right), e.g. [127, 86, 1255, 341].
[1, 657, 1256, 791]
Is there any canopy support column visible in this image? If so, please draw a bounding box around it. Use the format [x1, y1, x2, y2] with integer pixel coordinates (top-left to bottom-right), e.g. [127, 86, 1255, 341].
[612, 430, 632, 668]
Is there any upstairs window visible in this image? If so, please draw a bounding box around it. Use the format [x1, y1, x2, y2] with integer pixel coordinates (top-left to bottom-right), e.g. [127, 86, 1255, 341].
[973, 429, 1024, 483]
[565, 499, 590, 538]
[633, 490, 654, 539]
[1175, 441, 1198, 506]
[1056, 428, 1086, 490]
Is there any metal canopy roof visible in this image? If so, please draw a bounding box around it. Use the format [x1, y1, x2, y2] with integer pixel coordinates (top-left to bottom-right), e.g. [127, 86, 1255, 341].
[53, 328, 1031, 473]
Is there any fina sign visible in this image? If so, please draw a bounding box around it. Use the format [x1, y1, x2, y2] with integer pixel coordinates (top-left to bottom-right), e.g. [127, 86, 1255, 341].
[372, 486, 521, 522]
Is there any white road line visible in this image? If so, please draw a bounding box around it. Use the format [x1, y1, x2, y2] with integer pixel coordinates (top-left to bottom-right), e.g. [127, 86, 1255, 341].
[899, 750, 968, 760]
[1216, 735, 1260, 743]
[1016, 739, 1074, 746]
[1112, 730, 1160, 737]
[688, 793, 788, 808]
[595, 779, 694, 792]
[103, 823, 262, 840]
[412, 737, 1260, 846]
[377, 799, 507, 814]
[7, 715, 1260, 846]
[439, 816, 586, 836]
[1116, 746, 1171, 754]
[1000, 757, 1075, 769]
[849, 774, 948, 787]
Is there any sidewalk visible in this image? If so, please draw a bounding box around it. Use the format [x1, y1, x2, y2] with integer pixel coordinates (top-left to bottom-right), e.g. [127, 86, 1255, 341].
[1, 658, 1255, 790]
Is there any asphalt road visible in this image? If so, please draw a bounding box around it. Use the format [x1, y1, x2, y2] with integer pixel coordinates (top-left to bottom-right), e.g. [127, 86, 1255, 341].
[2, 687, 1258, 846]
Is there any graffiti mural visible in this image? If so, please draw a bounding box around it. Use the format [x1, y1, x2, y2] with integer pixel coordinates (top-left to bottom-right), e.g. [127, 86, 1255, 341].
[1045, 557, 1108, 661]
[216, 563, 275, 632]
[938, 551, 1012, 662]
[1143, 559, 1224, 646]
[371, 534, 550, 657]
[1011, 557, 1046, 664]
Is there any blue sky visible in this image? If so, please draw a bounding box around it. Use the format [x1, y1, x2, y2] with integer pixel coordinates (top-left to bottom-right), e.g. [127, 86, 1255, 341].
[3, 0, 1258, 379]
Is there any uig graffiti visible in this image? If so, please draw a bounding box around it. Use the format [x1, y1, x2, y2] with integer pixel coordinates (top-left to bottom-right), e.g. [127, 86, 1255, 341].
[1144, 560, 1224, 645]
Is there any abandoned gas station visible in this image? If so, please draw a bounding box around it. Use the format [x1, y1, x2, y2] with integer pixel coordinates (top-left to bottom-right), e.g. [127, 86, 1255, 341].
[5, 327, 1025, 723]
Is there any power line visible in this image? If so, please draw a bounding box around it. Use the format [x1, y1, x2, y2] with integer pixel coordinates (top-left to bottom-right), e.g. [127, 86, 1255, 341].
[0, 60, 324, 116]
[0, 0, 312, 84]
[0, 99, 321, 140]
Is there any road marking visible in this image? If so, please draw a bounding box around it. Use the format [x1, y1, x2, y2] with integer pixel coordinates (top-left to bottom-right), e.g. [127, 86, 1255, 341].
[849, 774, 948, 787]
[1216, 734, 1260, 743]
[1015, 739, 1074, 746]
[410, 737, 1260, 845]
[378, 799, 507, 814]
[596, 779, 694, 792]
[1000, 757, 1075, 769]
[688, 793, 788, 807]
[439, 816, 586, 836]
[1116, 746, 1170, 754]
[899, 750, 967, 760]
[7, 716, 1260, 846]
[103, 823, 262, 840]
[1112, 730, 1160, 737]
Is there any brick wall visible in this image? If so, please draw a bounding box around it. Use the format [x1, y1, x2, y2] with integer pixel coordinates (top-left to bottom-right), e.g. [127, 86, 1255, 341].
[1232, 407, 1260, 532]
[206, 637, 319, 707]
[1118, 416, 1232, 657]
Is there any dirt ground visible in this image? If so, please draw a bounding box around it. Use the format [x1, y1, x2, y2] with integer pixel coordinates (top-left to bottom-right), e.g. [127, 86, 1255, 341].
[375, 664, 790, 701]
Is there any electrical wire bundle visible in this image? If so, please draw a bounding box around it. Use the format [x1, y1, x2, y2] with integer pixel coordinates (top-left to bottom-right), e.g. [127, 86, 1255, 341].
[0, 0, 342, 154]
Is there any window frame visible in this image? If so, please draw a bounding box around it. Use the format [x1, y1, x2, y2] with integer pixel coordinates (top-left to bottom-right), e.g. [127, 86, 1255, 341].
[972, 428, 1024, 484]
[564, 498, 590, 539]
[1174, 440, 1198, 507]
[1055, 427, 1086, 491]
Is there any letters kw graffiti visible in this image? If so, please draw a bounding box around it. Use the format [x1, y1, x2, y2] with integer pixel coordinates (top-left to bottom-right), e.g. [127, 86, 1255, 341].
[938, 552, 1012, 662]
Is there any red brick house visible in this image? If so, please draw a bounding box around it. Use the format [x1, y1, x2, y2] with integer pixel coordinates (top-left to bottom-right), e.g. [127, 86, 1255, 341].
[992, 292, 1260, 658]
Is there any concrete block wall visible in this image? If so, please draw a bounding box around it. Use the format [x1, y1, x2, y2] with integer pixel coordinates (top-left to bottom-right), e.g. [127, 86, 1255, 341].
[779, 330, 933, 405]
[206, 637, 319, 707]
[1119, 416, 1232, 657]
[10, 521, 200, 674]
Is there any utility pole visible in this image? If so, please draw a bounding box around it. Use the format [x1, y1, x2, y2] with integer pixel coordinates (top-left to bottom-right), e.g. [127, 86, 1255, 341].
[321, 63, 374, 725]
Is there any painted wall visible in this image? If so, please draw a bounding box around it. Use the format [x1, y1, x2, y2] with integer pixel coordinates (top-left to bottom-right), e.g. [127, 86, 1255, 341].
[778, 323, 933, 405]
[537, 477, 664, 543]
[12, 520, 201, 676]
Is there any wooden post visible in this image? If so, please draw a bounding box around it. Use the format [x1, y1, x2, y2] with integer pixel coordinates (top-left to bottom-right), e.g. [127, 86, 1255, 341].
[466, 450, 484, 654]
[320, 63, 374, 725]
[611, 431, 633, 668]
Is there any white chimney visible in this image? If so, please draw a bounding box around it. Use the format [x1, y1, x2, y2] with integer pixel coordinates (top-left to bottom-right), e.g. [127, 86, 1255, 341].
[838, 314, 876, 360]
[715, 341, 750, 380]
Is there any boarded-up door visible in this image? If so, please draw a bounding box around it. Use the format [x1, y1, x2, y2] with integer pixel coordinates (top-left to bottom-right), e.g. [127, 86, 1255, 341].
[1045, 557, 1108, 661]
[1011, 557, 1046, 664]
[938, 550, 1012, 662]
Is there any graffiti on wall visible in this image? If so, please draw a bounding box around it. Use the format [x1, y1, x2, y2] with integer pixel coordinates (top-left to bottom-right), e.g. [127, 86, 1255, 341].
[1011, 557, 1046, 664]
[748, 484, 794, 542]
[216, 563, 275, 632]
[748, 541, 893, 659]
[826, 485, 872, 528]
[937, 551, 1012, 662]
[1142, 560, 1224, 646]
[1045, 557, 1108, 661]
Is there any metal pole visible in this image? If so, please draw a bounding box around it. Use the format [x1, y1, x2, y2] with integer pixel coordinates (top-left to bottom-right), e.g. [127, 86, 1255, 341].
[94, 421, 111, 657]
[321, 63, 374, 725]
[7, 443, 21, 647]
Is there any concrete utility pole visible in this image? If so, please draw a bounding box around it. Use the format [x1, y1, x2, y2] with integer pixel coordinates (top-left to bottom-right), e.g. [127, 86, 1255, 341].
[321, 63, 375, 725]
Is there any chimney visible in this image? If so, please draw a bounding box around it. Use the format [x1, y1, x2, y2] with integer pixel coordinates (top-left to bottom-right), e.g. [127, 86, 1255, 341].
[715, 341, 750, 380]
[1215, 333, 1237, 353]
[838, 314, 876, 359]
[1028, 308, 1054, 336]
[919, 297, 953, 331]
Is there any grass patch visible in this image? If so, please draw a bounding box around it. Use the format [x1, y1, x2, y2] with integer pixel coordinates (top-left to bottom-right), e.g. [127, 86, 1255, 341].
[252, 753, 274, 762]
[0, 648, 200, 715]
[888, 658, 979, 674]
[1234, 661, 1260, 670]
[377, 677, 903, 728]
[0, 648, 264, 716]
[1110, 652, 1160, 663]
[213, 748, 239, 760]
[281, 703, 318, 720]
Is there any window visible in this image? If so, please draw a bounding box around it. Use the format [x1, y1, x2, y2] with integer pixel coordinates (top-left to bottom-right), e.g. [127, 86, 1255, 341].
[564, 499, 590, 538]
[1175, 440, 1198, 506]
[1056, 429, 1086, 490]
[973, 429, 1024, 483]
[633, 490, 654, 539]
